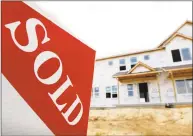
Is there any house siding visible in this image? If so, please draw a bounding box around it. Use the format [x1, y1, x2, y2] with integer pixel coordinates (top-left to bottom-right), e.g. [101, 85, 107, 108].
[91, 21, 192, 107]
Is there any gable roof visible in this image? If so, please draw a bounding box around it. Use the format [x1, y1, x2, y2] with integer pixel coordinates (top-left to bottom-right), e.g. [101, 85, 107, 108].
[159, 33, 192, 48]
[128, 61, 155, 74]
[96, 48, 165, 61]
[157, 20, 192, 48]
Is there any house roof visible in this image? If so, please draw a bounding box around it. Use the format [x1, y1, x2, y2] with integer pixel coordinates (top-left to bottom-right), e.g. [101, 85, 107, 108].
[113, 64, 192, 78]
[162, 64, 192, 71]
[157, 20, 192, 48]
[96, 48, 165, 61]
[127, 61, 155, 74]
[96, 20, 192, 61]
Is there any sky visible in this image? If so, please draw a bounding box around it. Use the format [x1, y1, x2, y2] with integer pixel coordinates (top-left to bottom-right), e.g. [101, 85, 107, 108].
[27, 1, 192, 59]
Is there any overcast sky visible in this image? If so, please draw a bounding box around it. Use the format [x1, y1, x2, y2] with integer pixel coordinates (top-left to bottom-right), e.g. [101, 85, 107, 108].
[28, 1, 192, 59]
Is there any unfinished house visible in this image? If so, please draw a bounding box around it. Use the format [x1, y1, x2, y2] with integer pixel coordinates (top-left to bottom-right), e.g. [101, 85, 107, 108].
[91, 20, 192, 107]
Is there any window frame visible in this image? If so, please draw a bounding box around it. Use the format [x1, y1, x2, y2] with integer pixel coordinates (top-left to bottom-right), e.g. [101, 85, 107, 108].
[94, 87, 100, 98]
[181, 48, 192, 61]
[119, 59, 125, 65]
[130, 57, 137, 64]
[106, 86, 111, 98]
[127, 84, 134, 97]
[112, 85, 118, 98]
[120, 65, 126, 71]
[130, 57, 137, 69]
[144, 55, 150, 60]
[108, 60, 113, 66]
[175, 79, 192, 95]
[171, 49, 182, 62]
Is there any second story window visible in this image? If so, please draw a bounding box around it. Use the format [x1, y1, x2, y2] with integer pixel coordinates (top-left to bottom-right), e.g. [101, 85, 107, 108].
[108, 60, 113, 66]
[130, 57, 137, 68]
[171, 49, 182, 62]
[119, 59, 126, 71]
[120, 66, 126, 71]
[171, 48, 192, 62]
[181, 48, 192, 61]
[144, 55, 150, 60]
[119, 59, 125, 65]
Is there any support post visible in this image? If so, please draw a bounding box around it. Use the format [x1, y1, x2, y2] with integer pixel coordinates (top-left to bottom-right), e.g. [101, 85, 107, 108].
[117, 78, 120, 105]
[170, 71, 178, 102]
[156, 74, 162, 103]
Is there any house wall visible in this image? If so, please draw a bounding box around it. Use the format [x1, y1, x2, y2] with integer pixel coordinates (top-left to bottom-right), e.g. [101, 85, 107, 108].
[178, 24, 192, 37]
[131, 66, 151, 73]
[164, 37, 192, 67]
[91, 23, 192, 107]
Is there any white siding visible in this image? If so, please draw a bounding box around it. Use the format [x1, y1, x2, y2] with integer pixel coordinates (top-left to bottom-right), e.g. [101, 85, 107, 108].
[131, 66, 150, 73]
[165, 37, 192, 67]
[91, 23, 192, 107]
[178, 24, 192, 37]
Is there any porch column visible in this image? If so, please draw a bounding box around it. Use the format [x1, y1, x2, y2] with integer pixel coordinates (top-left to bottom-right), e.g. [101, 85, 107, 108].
[156, 74, 162, 103]
[117, 78, 120, 104]
[169, 71, 178, 102]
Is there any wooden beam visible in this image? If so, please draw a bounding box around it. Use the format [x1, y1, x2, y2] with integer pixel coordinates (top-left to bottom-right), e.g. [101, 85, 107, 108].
[117, 78, 120, 105]
[156, 74, 162, 103]
[114, 71, 161, 78]
[170, 71, 178, 102]
[120, 76, 156, 83]
[168, 72, 193, 79]
[166, 67, 192, 72]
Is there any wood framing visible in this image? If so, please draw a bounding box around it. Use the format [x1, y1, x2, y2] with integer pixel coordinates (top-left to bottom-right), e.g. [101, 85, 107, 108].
[128, 61, 155, 74]
[159, 33, 192, 48]
[117, 78, 120, 104]
[157, 20, 193, 48]
[156, 74, 162, 102]
[119, 76, 156, 83]
[169, 71, 178, 102]
[113, 71, 161, 78]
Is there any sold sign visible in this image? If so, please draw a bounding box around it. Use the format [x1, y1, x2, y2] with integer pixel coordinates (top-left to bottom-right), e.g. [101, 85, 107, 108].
[2, 1, 95, 135]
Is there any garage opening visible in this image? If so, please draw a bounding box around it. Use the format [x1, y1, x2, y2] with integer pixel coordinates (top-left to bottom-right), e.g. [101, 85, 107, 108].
[138, 83, 149, 102]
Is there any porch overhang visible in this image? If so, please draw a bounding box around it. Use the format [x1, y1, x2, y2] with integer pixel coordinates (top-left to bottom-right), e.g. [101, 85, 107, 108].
[113, 71, 162, 83]
[166, 67, 192, 79]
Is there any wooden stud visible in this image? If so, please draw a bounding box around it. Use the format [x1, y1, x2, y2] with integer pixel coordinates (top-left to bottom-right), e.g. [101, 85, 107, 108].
[156, 74, 162, 103]
[170, 71, 178, 102]
[117, 78, 120, 105]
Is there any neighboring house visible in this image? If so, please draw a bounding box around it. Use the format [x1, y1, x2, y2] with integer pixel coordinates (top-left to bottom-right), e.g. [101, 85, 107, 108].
[91, 20, 192, 107]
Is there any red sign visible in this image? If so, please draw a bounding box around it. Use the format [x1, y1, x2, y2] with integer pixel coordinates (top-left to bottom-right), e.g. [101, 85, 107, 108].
[2, 1, 95, 135]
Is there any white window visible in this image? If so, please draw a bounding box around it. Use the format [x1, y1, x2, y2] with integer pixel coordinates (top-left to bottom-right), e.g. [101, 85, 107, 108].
[171, 49, 182, 62]
[106, 86, 118, 98]
[119, 59, 126, 71]
[175, 79, 192, 94]
[171, 48, 192, 62]
[108, 61, 113, 66]
[186, 79, 192, 93]
[144, 55, 150, 60]
[181, 48, 192, 61]
[106, 86, 111, 98]
[94, 87, 100, 98]
[119, 59, 125, 65]
[112, 86, 118, 98]
[127, 84, 134, 96]
[130, 57, 137, 68]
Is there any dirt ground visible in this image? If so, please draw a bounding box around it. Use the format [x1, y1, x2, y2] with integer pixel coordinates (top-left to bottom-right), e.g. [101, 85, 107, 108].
[87, 106, 192, 136]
